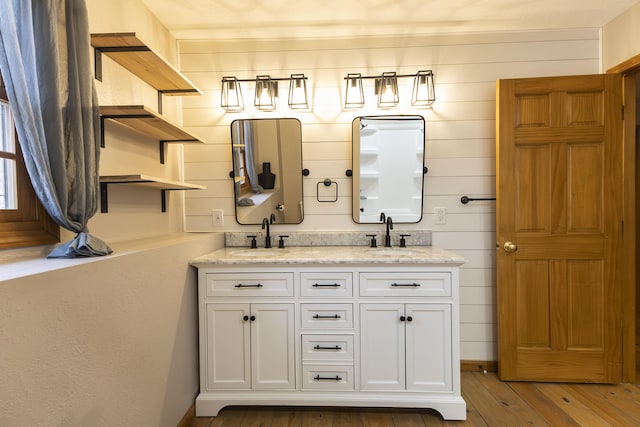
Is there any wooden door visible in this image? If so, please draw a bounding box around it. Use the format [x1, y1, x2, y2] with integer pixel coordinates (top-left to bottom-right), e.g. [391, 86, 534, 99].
[250, 303, 295, 389]
[496, 74, 623, 382]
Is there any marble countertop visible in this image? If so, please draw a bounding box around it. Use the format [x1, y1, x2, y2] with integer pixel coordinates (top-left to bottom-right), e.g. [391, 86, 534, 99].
[191, 245, 465, 266]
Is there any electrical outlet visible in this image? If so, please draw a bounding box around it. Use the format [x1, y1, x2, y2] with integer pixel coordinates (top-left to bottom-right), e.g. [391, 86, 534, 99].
[434, 207, 446, 225]
[212, 209, 224, 226]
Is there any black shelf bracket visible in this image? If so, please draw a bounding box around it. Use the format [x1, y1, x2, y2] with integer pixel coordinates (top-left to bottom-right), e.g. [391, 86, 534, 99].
[159, 139, 199, 164]
[100, 182, 172, 213]
[93, 45, 151, 83]
[100, 182, 109, 213]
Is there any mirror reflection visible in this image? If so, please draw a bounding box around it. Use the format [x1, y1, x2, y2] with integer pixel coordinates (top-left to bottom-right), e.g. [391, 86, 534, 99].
[352, 115, 425, 223]
[231, 118, 304, 224]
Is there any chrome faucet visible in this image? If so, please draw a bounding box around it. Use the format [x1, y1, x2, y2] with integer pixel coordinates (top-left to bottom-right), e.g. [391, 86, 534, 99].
[380, 213, 393, 247]
[262, 214, 276, 248]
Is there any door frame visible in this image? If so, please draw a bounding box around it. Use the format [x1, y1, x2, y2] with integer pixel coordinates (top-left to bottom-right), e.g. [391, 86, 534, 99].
[608, 56, 639, 382]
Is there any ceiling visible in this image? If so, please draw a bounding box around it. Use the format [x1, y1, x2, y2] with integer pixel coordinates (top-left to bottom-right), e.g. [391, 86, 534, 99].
[141, 0, 640, 40]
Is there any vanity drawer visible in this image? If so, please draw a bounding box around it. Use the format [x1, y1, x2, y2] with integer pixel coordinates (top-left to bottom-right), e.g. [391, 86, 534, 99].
[359, 272, 451, 297]
[301, 334, 354, 363]
[205, 272, 294, 297]
[300, 272, 353, 297]
[302, 365, 355, 391]
[300, 304, 354, 329]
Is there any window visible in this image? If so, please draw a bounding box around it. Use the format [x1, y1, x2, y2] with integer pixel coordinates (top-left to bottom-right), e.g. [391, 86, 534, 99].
[0, 71, 59, 249]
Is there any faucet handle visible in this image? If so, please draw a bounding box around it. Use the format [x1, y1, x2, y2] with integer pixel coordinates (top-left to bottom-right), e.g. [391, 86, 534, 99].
[366, 234, 377, 248]
[399, 234, 411, 248]
[278, 235, 289, 249]
[246, 235, 257, 248]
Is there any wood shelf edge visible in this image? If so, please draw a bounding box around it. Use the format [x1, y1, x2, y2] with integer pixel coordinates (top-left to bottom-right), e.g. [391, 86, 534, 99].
[90, 32, 202, 95]
[99, 105, 204, 143]
[99, 174, 206, 190]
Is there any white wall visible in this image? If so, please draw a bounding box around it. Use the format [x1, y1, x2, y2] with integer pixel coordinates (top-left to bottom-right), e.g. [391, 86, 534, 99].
[0, 233, 222, 427]
[181, 29, 601, 361]
[0, 2, 225, 426]
[81, 0, 189, 244]
[603, 1, 640, 70]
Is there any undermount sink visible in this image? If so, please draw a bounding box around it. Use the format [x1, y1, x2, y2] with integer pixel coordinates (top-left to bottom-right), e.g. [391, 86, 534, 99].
[365, 248, 421, 256]
[228, 249, 289, 257]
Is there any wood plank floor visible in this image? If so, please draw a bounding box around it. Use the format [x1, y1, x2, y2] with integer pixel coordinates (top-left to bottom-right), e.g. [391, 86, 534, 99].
[190, 372, 640, 426]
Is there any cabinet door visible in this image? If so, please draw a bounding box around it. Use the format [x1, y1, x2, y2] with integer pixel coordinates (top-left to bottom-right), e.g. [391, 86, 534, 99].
[360, 303, 405, 390]
[251, 303, 295, 389]
[405, 304, 452, 392]
[205, 303, 250, 390]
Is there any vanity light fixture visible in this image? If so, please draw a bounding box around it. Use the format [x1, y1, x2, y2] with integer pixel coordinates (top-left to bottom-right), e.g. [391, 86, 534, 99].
[221, 76, 244, 112]
[411, 70, 435, 106]
[288, 74, 309, 109]
[344, 73, 365, 109]
[219, 74, 309, 112]
[343, 70, 435, 109]
[376, 72, 399, 108]
[254, 75, 278, 110]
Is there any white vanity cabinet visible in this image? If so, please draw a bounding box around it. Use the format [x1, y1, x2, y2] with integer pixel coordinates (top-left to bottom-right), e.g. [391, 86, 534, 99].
[360, 303, 451, 392]
[359, 271, 453, 392]
[200, 272, 295, 391]
[204, 303, 295, 390]
[194, 251, 466, 421]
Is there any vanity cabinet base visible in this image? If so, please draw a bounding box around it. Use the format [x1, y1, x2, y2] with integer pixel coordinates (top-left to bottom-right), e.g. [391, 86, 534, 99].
[195, 263, 466, 421]
[195, 391, 467, 420]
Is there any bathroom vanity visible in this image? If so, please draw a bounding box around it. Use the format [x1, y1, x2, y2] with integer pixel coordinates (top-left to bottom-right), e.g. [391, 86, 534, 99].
[191, 245, 466, 420]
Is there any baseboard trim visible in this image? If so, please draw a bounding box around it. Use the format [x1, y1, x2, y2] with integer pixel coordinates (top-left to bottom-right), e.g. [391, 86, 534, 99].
[177, 404, 196, 427]
[461, 360, 497, 373]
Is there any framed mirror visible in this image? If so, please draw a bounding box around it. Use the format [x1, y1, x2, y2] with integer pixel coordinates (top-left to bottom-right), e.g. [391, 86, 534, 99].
[352, 115, 425, 223]
[231, 118, 304, 224]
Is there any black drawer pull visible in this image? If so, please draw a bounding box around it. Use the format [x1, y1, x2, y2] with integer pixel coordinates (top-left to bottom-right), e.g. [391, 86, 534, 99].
[312, 283, 341, 287]
[243, 315, 256, 321]
[314, 375, 342, 382]
[234, 283, 263, 288]
[313, 345, 342, 351]
[313, 314, 341, 319]
[391, 283, 421, 287]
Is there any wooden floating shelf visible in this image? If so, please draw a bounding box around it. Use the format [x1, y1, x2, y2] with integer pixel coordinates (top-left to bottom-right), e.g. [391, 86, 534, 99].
[100, 105, 203, 142]
[99, 105, 204, 163]
[99, 174, 205, 213]
[91, 32, 201, 95]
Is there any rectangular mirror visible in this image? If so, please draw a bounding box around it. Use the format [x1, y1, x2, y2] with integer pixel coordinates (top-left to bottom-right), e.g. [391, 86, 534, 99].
[352, 115, 425, 223]
[231, 118, 304, 224]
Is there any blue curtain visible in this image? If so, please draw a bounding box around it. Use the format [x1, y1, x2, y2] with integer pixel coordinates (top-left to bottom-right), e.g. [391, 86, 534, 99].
[0, 0, 111, 257]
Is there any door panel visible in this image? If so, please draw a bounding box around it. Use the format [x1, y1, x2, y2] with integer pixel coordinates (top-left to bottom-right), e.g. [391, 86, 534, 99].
[497, 74, 622, 382]
[205, 303, 250, 389]
[405, 304, 452, 392]
[251, 303, 295, 389]
[360, 304, 405, 390]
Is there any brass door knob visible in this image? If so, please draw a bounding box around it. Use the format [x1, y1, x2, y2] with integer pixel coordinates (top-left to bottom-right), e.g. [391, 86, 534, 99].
[503, 241, 518, 253]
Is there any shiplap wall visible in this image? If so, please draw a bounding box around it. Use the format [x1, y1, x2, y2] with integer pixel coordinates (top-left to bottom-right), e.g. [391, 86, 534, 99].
[180, 29, 600, 361]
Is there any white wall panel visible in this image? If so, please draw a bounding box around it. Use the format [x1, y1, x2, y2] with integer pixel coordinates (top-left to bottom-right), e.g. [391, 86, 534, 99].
[181, 29, 600, 361]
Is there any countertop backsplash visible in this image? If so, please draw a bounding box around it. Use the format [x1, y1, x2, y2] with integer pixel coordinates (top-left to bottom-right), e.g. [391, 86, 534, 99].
[224, 230, 432, 248]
